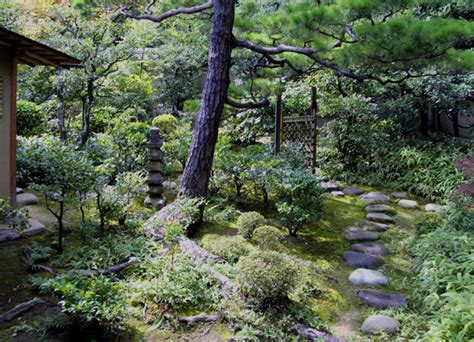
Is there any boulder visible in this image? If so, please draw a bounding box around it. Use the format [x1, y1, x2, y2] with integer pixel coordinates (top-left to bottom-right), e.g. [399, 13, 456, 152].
[320, 182, 339, 192]
[163, 181, 178, 190]
[351, 242, 387, 256]
[349, 268, 388, 286]
[361, 315, 400, 335]
[398, 199, 418, 209]
[22, 219, 46, 237]
[366, 212, 395, 224]
[343, 251, 383, 269]
[355, 221, 389, 232]
[391, 192, 406, 199]
[365, 204, 394, 213]
[16, 187, 24, 194]
[343, 227, 379, 242]
[0, 229, 20, 243]
[343, 186, 365, 196]
[358, 289, 406, 309]
[331, 191, 345, 197]
[360, 192, 391, 203]
[16, 193, 39, 207]
[425, 203, 441, 212]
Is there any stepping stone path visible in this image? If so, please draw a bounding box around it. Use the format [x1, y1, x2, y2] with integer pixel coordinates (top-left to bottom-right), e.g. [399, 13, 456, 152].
[331, 191, 345, 197]
[361, 315, 400, 335]
[360, 192, 391, 203]
[22, 219, 46, 237]
[343, 251, 383, 268]
[355, 221, 389, 232]
[366, 212, 395, 223]
[365, 204, 394, 213]
[351, 242, 387, 256]
[16, 193, 39, 207]
[0, 229, 20, 243]
[358, 289, 406, 309]
[349, 268, 388, 286]
[343, 227, 379, 242]
[343, 186, 365, 196]
[425, 203, 441, 212]
[320, 182, 339, 192]
[397, 199, 418, 209]
[391, 192, 406, 199]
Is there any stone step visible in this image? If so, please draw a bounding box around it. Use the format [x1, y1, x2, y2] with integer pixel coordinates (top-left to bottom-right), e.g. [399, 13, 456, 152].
[365, 204, 395, 214]
[331, 191, 345, 197]
[358, 289, 406, 309]
[397, 199, 418, 209]
[391, 192, 406, 199]
[355, 221, 389, 232]
[349, 268, 388, 286]
[343, 227, 379, 242]
[16, 193, 39, 207]
[366, 212, 395, 224]
[361, 315, 400, 335]
[425, 203, 441, 212]
[343, 251, 383, 269]
[0, 229, 20, 243]
[343, 186, 365, 196]
[22, 219, 46, 237]
[351, 242, 387, 256]
[320, 182, 339, 192]
[360, 192, 391, 203]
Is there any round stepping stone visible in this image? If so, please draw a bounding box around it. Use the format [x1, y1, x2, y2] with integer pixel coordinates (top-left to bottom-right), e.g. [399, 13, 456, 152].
[16, 193, 39, 207]
[343, 227, 379, 242]
[366, 212, 395, 224]
[343, 251, 383, 269]
[351, 242, 387, 256]
[365, 204, 394, 213]
[391, 192, 406, 199]
[360, 192, 391, 203]
[331, 191, 345, 197]
[358, 289, 406, 309]
[0, 229, 20, 243]
[22, 219, 46, 237]
[398, 199, 418, 209]
[425, 203, 441, 212]
[320, 182, 339, 192]
[349, 268, 388, 286]
[361, 315, 400, 335]
[16, 187, 24, 194]
[343, 186, 365, 196]
[355, 221, 389, 232]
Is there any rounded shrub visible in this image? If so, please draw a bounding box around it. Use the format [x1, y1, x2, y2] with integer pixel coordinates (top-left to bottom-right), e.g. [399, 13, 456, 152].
[236, 250, 299, 304]
[236, 211, 266, 240]
[151, 114, 179, 135]
[252, 225, 285, 250]
[202, 235, 251, 263]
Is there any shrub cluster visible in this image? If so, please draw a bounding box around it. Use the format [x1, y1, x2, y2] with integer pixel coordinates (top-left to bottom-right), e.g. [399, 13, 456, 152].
[251, 225, 285, 250]
[202, 235, 251, 263]
[236, 211, 266, 240]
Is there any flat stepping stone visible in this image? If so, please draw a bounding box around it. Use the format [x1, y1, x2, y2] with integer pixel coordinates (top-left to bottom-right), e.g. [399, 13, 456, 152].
[320, 182, 339, 192]
[16, 193, 39, 207]
[360, 192, 391, 203]
[343, 186, 365, 196]
[0, 229, 20, 243]
[398, 199, 418, 209]
[358, 289, 406, 309]
[16, 187, 24, 194]
[355, 221, 389, 232]
[365, 204, 394, 213]
[22, 219, 46, 237]
[391, 192, 406, 199]
[343, 251, 383, 269]
[349, 268, 388, 286]
[331, 191, 345, 197]
[351, 242, 387, 256]
[361, 315, 400, 335]
[343, 227, 379, 242]
[366, 212, 395, 223]
[425, 203, 441, 212]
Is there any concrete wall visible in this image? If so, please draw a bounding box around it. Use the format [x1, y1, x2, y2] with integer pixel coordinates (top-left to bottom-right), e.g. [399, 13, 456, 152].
[0, 49, 13, 202]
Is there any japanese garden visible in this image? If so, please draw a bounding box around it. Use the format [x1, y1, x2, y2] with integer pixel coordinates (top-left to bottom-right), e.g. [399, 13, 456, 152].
[0, 0, 472, 341]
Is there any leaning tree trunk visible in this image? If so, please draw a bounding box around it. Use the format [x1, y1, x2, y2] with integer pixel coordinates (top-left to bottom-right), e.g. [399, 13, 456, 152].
[179, 0, 235, 198]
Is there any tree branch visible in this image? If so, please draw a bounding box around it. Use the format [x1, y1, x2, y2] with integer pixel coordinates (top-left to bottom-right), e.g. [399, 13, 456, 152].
[225, 97, 269, 109]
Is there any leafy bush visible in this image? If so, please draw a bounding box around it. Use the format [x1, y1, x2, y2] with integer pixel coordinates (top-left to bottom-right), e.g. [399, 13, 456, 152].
[202, 235, 251, 263]
[162, 123, 193, 170]
[151, 114, 179, 136]
[236, 250, 299, 305]
[0, 197, 29, 231]
[236, 211, 266, 240]
[16, 100, 46, 137]
[251, 225, 285, 250]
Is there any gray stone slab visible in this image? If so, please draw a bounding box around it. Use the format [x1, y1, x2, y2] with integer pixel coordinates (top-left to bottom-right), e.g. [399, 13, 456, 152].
[366, 212, 395, 223]
[355, 221, 389, 232]
[351, 242, 387, 256]
[16, 193, 39, 207]
[343, 186, 365, 196]
[358, 289, 406, 309]
[425, 203, 441, 212]
[331, 191, 345, 197]
[361, 315, 400, 335]
[349, 268, 388, 286]
[16, 187, 24, 194]
[398, 199, 418, 209]
[360, 192, 391, 203]
[22, 219, 46, 237]
[343, 227, 379, 242]
[320, 182, 339, 192]
[343, 251, 383, 269]
[365, 204, 394, 213]
[0, 229, 20, 243]
[391, 192, 406, 199]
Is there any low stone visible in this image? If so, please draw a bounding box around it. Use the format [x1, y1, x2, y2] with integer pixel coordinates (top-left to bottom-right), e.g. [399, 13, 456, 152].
[331, 191, 345, 197]
[360, 192, 391, 203]
[343, 251, 383, 269]
[398, 199, 418, 209]
[16, 193, 39, 207]
[365, 204, 394, 213]
[366, 212, 395, 223]
[351, 242, 387, 256]
[22, 219, 46, 237]
[0, 229, 20, 243]
[163, 181, 178, 190]
[349, 268, 388, 286]
[320, 182, 339, 192]
[358, 289, 406, 309]
[343, 227, 379, 242]
[391, 192, 406, 199]
[361, 315, 400, 335]
[425, 203, 441, 212]
[343, 186, 365, 196]
[16, 187, 24, 194]
[355, 221, 389, 232]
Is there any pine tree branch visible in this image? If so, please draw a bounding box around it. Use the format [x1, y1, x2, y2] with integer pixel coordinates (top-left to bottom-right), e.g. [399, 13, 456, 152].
[119, 1, 213, 23]
[225, 97, 269, 109]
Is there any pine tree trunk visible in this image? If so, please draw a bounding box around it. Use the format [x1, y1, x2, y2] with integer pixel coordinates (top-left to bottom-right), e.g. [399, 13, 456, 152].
[179, 0, 235, 198]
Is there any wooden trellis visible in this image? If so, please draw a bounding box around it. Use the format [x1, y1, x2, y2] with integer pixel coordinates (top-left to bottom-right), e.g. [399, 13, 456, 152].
[274, 87, 318, 170]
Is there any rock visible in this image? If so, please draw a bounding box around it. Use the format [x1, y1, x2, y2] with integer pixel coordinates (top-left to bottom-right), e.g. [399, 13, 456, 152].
[351, 242, 387, 256]
[0, 229, 20, 243]
[297, 324, 345, 342]
[22, 219, 46, 237]
[360, 192, 391, 203]
[398, 199, 418, 209]
[355, 221, 389, 232]
[331, 191, 345, 197]
[16, 187, 24, 194]
[425, 203, 441, 212]
[343, 251, 383, 269]
[343, 186, 365, 196]
[16, 193, 39, 207]
[343, 227, 379, 242]
[365, 204, 394, 213]
[349, 268, 388, 286]
[391, 192, 406, 199]
[358, 289, 406, 309]
[320, 182, 339, 192]
[361, 315, 400, 335]
[0, 298, 45, 324]
[366, 212, 395, 223]
[163, 181, 178, 190]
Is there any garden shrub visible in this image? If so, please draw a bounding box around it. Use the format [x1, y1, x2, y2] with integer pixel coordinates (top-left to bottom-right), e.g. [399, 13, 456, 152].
[151, 114, 179, 135]
[251, 225, 285, 250]
[236, 211, 266, 240]
[16, 100, 46, 137]
[236, 250, 299, 305]
[202, 235, 251, 263]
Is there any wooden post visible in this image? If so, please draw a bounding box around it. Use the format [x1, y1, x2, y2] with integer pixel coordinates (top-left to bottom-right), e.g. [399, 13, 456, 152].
[310, 86, 318, 172]
[274, 94, 282, 155]
[10, 53, 17, 206]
